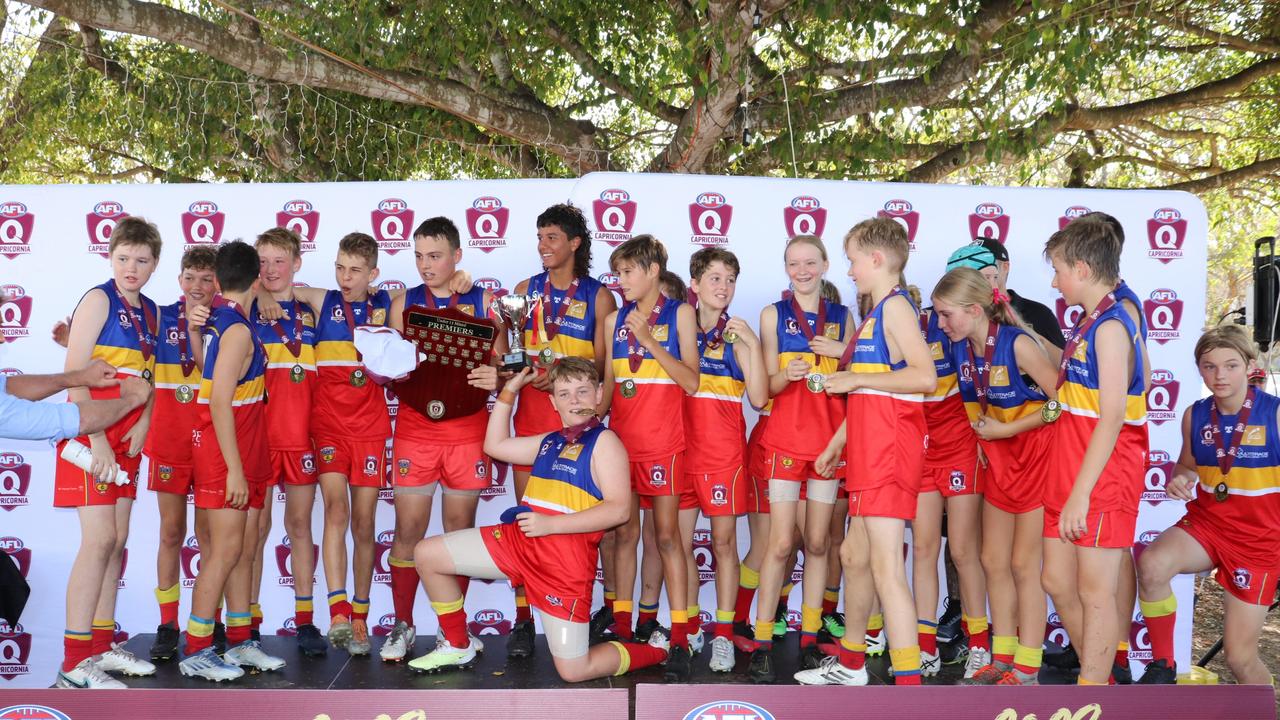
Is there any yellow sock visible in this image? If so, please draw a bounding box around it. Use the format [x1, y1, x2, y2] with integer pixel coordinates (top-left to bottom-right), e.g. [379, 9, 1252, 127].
[613, 599, 633, 614]
[739, 563, 759, 589]
[801, 605, 822, 634]
[992, 635, 1018, 661]
[1139, 593, 1177, 618]
[154, 583, 180, 605]
[609, 641, 631, 675]
[963, 614, 989, 635]
[430, 597, 464, 616]
[249, 603, 263, 620]
[754, 618, 774, 643]
[1013, 644, 1043, 672]
[92, 618, 114, 632]
[1117, 640, 1130, 653]
[867, 613, 884, 632]
[186, 615, 214, 638]
[515, 595, 530, 609]
[890, 646, 921, 674]
[716, 609, 735, 624]
[780, 582, 795, 601]
[1078, 676, 1105, 685]
[687, 604, 700, 623]
[604, 590, 617, 602]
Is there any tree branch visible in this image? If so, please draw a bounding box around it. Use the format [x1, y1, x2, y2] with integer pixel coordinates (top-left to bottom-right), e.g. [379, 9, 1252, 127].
[1155, 155, 1280, 194]
[1152, 11, 1280, 55]
[18, 0, 607, 172]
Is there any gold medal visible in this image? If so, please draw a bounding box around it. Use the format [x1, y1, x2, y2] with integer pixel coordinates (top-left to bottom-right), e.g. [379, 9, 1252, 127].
[1041, 399, 1062, 424]
[620, 379, 637, 399]
[175, 385, 194, 404]
[350, 369, 366, 387]
[723, 330, 739, 344]
[540, 347, 555, 365]
[1214, 481, 1229, 503]
[291, 364, 305, 383]
[806, 372, 826, 393]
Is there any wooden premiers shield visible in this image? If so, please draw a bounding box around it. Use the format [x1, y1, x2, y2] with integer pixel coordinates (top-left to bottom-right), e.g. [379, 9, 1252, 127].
[392, 305, 496, 421]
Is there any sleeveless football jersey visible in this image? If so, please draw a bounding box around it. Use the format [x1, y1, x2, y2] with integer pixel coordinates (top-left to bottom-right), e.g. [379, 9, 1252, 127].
[251, 298, 318, 452]
[83, 279, 158, 442]
[1048, 304, 1146, 513]
[761, 297, 849, 461]
[684, 321, 748, 473]
[312, 289, 393, 441]
[144, 300, 203, 464]
[195, 305, 269, 481]
[610, 298, 685, 461]
[1184, 391, 1280, 560]
[516, 273, 607, 437]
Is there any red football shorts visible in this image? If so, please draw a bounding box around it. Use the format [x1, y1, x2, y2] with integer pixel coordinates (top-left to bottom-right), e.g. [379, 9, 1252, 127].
[847, 481, 918, 520]
[53, 443, 141, 508]
[145, 458, 194, 496]
[1177, 513, 1280, 606]
[688, 466, 747, 517]
[1042, 507, 1136, 549]
[272, 448, 319, 487]
[481, 522, 597, 622]
[392, 439, 490, 492]
[315, 436, 388, 488]
[922, 455, 982, 498]
[631, 453, 686, 498]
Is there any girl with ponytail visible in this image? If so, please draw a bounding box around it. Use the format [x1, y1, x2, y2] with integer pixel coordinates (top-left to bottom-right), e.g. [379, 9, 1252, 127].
[931, 267, 1058, 687]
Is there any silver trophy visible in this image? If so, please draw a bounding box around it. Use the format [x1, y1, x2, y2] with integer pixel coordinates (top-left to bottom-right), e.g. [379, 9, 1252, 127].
[492, 293, 542, 373]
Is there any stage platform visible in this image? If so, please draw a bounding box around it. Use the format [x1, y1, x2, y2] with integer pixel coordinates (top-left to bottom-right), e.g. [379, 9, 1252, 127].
[0, 633, 1273, 720]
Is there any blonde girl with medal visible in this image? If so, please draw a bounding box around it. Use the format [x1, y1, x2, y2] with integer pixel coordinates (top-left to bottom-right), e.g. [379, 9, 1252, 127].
[1039, 220, 1147, 687]
[748, 234, 853, 683]
[929, 267, 1057, 686]
[139, 245, 215, 664]
[54, 217, 163, 688]
[1136, 326, 1280, 685]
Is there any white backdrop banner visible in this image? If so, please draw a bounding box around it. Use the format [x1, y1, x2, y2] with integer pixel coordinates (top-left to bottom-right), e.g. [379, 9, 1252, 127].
[0, 173, 1204, 686]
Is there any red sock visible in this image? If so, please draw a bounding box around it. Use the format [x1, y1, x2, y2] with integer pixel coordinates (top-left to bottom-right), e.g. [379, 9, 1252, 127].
[437, 607, 468, 648]
[896, 673, 922, 686]
[614, 610, 633, 640]
[800, 633, 817, 648]
[962, 617, 991, 651]
[615, 641, 667, 672]
[61, 634, 92, 672]
[213, 606, 222, 624]
[733, 585, 757, 624]
[1144, 610, 1177, 667]
[185, 631, 213, 655]
[250, 613, 263, 633]
[715, 621, 732, 639]
[90, 626, 113, 656]
[1115, 646, 1129, 668]
[688, 615, 701, 637]
[226, 623, 251, 645]
[456, 576, 471, 600]
[839, 643, 866, 670]
[159, 601, 179, 627]
[637, 607, 658, 628]
[919, 628, 938, 655]
[515, 595, 533, 624]
[669, 617, 689, 648]
[390, 563, 418, 627]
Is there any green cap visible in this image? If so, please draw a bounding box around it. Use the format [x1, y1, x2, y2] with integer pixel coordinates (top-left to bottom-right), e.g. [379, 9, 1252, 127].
[946, 245, 997, 271]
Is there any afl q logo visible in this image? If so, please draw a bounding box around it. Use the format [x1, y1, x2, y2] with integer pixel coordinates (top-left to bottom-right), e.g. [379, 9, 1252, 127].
[683, 701, 774, 720]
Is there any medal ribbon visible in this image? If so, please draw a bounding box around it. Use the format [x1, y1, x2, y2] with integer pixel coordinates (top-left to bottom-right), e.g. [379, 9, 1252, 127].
[111, 280, 156, 363]
[838, 286, 902, 369]
[697, 304, 731, 351]
[1055, 292, 1117, 389]
[177, 299, 196, 377]
[963, 321, 1000, 416]
[1209, 386, 1256, 478]
[341, 294, 370, 362]
[542, 275, 580, 343]
[266, 299, 303, 359]
[561, 415, 602, 444]
[221, 300, 268, 372]
[430, 292, 461, 310]
[626, 295, 667, 373]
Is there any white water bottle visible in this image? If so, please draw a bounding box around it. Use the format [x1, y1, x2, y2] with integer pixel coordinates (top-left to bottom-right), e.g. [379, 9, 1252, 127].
[60, 439, 129, 486]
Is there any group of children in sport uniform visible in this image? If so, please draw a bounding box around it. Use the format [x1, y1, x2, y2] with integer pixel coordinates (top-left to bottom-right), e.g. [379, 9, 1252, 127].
[48, 205, 1277, 689]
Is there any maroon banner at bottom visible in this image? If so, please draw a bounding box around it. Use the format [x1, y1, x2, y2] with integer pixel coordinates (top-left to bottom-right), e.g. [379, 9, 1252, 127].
[636, 684, 1276, 720]
[0, 688, 629, 720]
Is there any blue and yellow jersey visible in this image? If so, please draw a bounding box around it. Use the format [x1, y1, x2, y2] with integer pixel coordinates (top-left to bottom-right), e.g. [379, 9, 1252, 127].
[251, 298, 318, 451]
[952, 324, 1048, 425]
[524, 422, 606, 520]
[144, 300, 203, 464]
[1186, 391, 1280, 555]
[196, 305, 266, 408]
[611, 298, 685, 460]
[844, 289, 910, 380]
[1057, 305, 1146, 427]
[406, 283, 486, 318]
[87, 279, 158, 380]
[762, 298, 849, 461]
[522, 272, 605, 362]
[685, 327, 748, 473]
[922, 309, 976, 464]
[311, 289, 393, 440]
[1114, 280, 1148, 343]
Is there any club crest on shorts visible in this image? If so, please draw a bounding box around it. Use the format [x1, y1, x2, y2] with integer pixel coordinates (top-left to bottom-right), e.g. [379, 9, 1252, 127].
[711, 484, 728, 506]
[159, 465, 173, 481]
[301, 452, 316, 475]
[1233, 567, 1252, 590]
[363, 455, 378, 476]
[475, 461, 488, 479]
[398, 459, 410, 477]
[949, 470, 966, 492]
[650, 464, 667, 487]
[780, 456, 794, 469]
[320, 445, 336, 463]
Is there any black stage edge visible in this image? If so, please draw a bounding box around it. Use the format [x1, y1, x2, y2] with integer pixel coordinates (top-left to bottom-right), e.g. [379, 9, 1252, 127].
[115, 632, 1077, 689]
